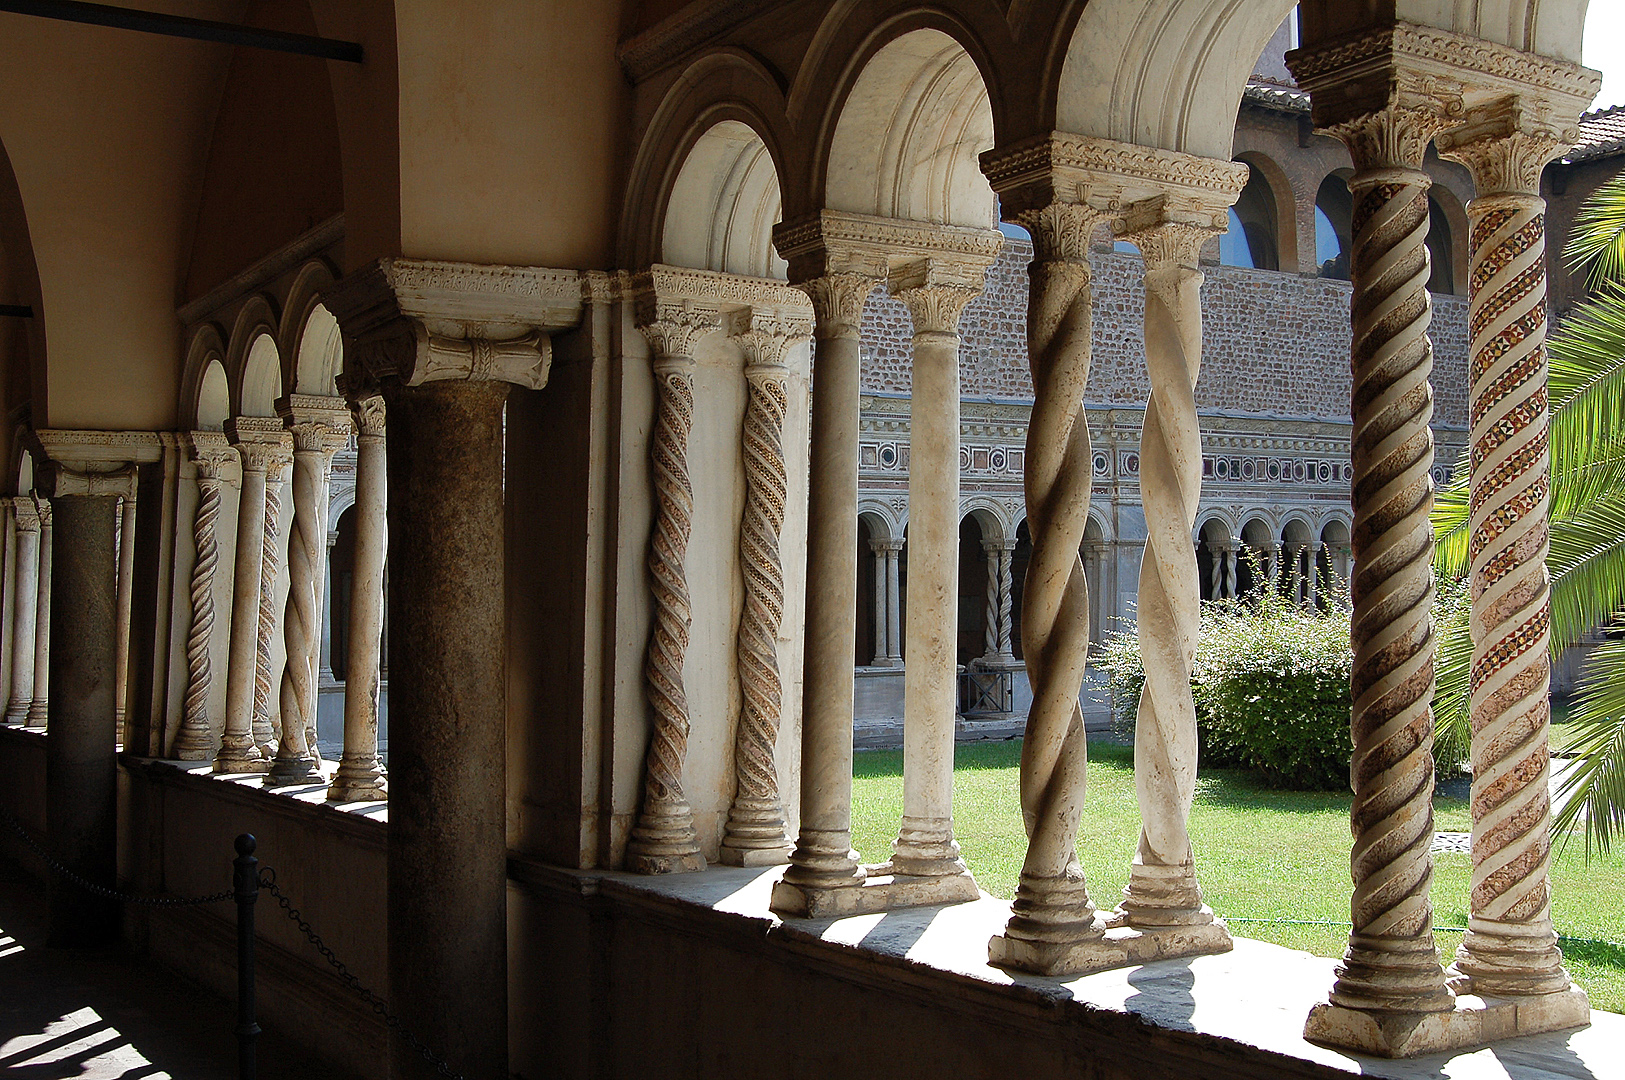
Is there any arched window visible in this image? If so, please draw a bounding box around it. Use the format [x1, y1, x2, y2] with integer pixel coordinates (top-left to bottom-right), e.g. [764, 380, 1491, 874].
[1315, 174, 1353, 280]
[1222, 167, 1280, 270]
[1427, 196, 1455, 294]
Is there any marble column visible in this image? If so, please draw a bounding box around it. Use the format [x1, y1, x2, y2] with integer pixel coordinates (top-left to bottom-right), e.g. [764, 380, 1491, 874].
[328, 395, 388, 802]
[884, 540, 903, 663]
[172, 436, 235, 761]
[26, 496, 52, 730]
[5, 498, 40, 724]
[720, 306, 810, 867]
[319, 533, 336, 684]
[869, 537, 893, 666]
[980, 539, 1004, 663]
[625, 306, 720, 875]
[268, 397, 351, 786]
[251, 457, 289, 758]
[772, 268, 877, 912]
[113, 491, 136, 739]
[1, 502, 15, 718]
[1083, 541, 1105, 647]
[1207, 541, 1225, 600]
[994, 539, 1016, 662]
[1439, 99, 1590, 1012]
[1259, 540, 1280, 598]
[1115, 214, 1231, 950]
[40, 464, 130, 947]
[218, 420, 289, 773]
[1221, 541, 1239, 599]
[1305, 541, 1324, 610]
[883, 267, 984, 891]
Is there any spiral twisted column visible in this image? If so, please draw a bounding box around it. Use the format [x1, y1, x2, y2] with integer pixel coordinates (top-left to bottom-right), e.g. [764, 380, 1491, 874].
[980, 538, 1016, 663]
[251, 459, 290, 758]
[269, 403, 351, 786]
[995, 541, 1015, 661]
[5, 498, 40, 725]
[1117, 220, 1225, 930]
[1439, 109, 1579, 1001]
[626, 309, 718, 875]
[718, 308, 810, 866]
[1300, 103, 1457, 1023]
[986, 199, 1105, 962]
[330, 395, 389, 801]
[172, 439, 235, 760]
[26, 497, 52, 731]
[887, 272, 984, 883]
[774, 268, 877, 905]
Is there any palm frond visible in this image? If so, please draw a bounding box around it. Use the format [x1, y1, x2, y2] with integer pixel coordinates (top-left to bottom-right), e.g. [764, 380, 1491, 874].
[1431, 583, 1473, 769]
[1547, 491, 1625, 651]
[1553, 635, 1625, 858]
[1432, 446, 1472, 577]
[1547, 283, 1625, 475]
[1562, 173, 1625, 291]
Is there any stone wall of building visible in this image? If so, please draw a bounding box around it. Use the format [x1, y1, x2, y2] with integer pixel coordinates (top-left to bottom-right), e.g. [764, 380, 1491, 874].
[859, 239, 1471, 431]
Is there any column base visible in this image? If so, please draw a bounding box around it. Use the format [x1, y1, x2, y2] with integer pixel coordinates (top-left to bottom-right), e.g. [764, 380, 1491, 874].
[170, 731, 215, 761]
[328, 761, 388, 802]
[990, 915, 1232, 977]
[264, 754, 321, 786]
[1304, 986, 1590, 1058]
[770, 866, 980, 919]
[214, 737, 268, 774]
[25, 702, 47, 730]
[719, 797, 792, 866]
[626, 801, 707, 875]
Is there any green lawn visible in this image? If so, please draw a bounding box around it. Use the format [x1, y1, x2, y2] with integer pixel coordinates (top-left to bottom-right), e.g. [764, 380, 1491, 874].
[851, 738, 1625, 1014]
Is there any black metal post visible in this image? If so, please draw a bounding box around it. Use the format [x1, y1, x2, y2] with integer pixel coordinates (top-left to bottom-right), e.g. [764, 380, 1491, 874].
[234, 834, 260, 1080]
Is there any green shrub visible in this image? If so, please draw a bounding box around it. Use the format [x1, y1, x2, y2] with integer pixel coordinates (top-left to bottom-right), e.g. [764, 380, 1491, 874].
[1092, 571, 1469, 789]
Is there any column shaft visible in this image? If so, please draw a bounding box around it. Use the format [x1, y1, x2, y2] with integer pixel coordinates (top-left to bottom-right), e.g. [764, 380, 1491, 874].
[174, 450, 230, 760]
[218, 434, 280, 773]
[6, 500, 39, 724]
[251, 468, 287, 757]
[384, 379, 509, 1080]
[981, 542, 1001, 661]
[781, 273, 874, 892]
[113, 493, 136, 737]
[44, 493, 120, 947]
[330, 399, 388, 801]
[1, 503, 15, 716]
[870, 539, 889, 666]
[27, 501, 51, 729]
[885, 546, 903, 662]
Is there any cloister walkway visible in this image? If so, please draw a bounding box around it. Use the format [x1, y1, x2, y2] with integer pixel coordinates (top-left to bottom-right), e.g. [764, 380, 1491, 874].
[0, 857, 360, 1080]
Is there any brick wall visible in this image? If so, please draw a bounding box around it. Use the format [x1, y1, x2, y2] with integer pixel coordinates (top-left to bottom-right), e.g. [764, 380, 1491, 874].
[859, 238, 1471, 430]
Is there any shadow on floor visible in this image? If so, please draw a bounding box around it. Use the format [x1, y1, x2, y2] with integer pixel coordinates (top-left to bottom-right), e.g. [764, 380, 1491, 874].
[0, 857, 366, 1080]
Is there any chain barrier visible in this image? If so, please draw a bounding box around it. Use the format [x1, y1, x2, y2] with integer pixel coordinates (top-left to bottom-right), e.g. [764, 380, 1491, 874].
[0, 801, 233, 907]
[258, 867, 464, 1080]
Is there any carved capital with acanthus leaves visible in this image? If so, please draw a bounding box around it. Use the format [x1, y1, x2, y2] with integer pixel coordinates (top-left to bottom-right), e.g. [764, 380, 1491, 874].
[349, 395, 386, 439]
[276, 394, 354, 455]
[628, 264, 813, 365]
[726, 305, 813, 375]
[226, 417, 294, 474]
[321, 258, 587, 395]
[11, 496, 39, 532]
[185, 431, 238, 482]
[1436, 98, 1576, 197]
[1115, 193, 1229, 272]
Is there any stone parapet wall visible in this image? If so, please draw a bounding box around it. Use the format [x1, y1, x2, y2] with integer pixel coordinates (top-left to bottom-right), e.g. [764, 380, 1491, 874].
[859, 239, 1471, 430]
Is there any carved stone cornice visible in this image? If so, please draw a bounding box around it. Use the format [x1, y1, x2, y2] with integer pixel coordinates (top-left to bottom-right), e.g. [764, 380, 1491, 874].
[628, 265, 812, 361]
[226, 417, 294, 472]
[1286, 21, 1599, 137]
[726, 306, 813, 373]
[1436, 99, 1573, 196]
[11, 496, 40, 532]
[979, 134, 1249, 225]
[276, 394, 354, 454]
[772, 211, 1003, 289]
[34, 429, 163, 468]
[185, 431, 238, 480]
[321, 258, 584, 393]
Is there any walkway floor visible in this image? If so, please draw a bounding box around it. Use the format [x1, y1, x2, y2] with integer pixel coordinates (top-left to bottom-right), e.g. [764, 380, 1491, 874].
[0, 857, 365, 1080]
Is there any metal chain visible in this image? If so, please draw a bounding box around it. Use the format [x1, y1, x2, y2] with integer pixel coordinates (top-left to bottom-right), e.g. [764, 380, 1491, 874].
[0, 801, 232, 907]
[258, 867, 463, 1080]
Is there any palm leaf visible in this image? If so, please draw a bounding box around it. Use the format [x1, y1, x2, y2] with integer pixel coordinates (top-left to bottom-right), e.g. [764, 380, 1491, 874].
[1553, 634, 1625, 858]
[1562, 173, 1625, 291]
[1432, 582, 1473, 770]
[1548, 490, 1625, 652]
[1547, 283, 1625, 477]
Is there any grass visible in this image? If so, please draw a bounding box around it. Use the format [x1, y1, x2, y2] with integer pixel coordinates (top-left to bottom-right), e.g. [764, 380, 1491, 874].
[851, 738, 1625, 1014]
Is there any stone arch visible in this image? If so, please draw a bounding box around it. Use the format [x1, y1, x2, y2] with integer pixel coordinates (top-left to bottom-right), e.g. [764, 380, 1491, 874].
[180, 323, 230, 431]
[1082, 508, 1113, 545]
[238, 334, 282, 419]
[620, 49, 793, 269]
[824, 27, 997, 228]
[1313, 169, 1354, 280]
[226, 295, 282, 418]
[280, 259, 343, 396]
[1054, 0, 1298, 158]
[0, 133, 46, 441]
[959, 497, 1010, 543]
[1427, 182, 1472, 298]
[662, 120, 787, 278]
[1232, 150, 1298, 273]
[1280, 513, 1315, 545]
[857, 500, 902, 542]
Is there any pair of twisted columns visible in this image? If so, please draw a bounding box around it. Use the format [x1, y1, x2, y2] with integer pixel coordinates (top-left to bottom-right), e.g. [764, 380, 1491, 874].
[980, 135, 1243, 974]
[5, 496, 42, 726]
[980, 537, 1016, 665]
[1289, 23, 1596, 1056]
[328, 393, 389, 802]
[266, 397, 352, 786]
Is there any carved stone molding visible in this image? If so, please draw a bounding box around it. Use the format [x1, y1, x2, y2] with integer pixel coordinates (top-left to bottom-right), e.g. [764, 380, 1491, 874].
[800, 274, 877, 338]
[11, 496, 39, 533]
[276, 394, 355, 454]
[629, 265, 813, 361]
[185, 431, 238, 478]
[34, 429, 163, 468]
[726, 306, 813, 372]
[227, 419, 295, 472]
[979, 134, 1249, 225]
[45, 465, 136, 500]
[773, 211, 1003, 289]
[321, 258, 585, 393]
[1116, 203, 1227, 268]
[348, 394, 387, 438]
[1437, 99, 1573, 196]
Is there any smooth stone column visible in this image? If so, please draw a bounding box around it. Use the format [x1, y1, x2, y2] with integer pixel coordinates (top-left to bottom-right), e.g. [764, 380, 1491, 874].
[884, 273, 982, 890]
[384, 378, 509, 1080]
[5, 498, 40, 725]
[329, 395, 388, 802]
[1439, 102, 1586, 1011]
[218, 422, 287, 773]
[268, 397, 351, 786]
[26, 498, 52, 730]
[113, 491, 136, 738]
[1, 502, 15, 714]
[42, 470, 127, 947]
[771, 271, 876, 914]
[869, 537, 891, 667]
[173, 437, 235, 761]
[883, 540, 903, 664]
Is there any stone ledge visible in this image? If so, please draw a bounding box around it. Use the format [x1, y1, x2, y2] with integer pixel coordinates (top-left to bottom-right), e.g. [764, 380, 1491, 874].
[123, 756, 388, 843]
[507, 858, 1619, 1080]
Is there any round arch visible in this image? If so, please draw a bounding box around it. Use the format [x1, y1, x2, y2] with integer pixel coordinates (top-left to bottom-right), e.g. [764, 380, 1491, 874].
[1280, 514, 1315, 544]
[857, 501, 902, 542]
[280, 258, 343, 395]
[225, 295, 282, 417]
[1427, 181, 1471, 298]
[662, 120, 787, 278]
[1194, 508, 1238, 541]
[959, 496, 1011, 542]
[179, 323, 230, 431]
[239, 334, 282, 419]
[1233, 151, 1299, 273]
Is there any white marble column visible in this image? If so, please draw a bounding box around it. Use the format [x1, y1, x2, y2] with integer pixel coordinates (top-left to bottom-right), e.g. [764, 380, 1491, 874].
[1439, 97, 1592, 1014]
[884, 541, 903, 664]
[328, 395, 388, 801]
[1207, 540, 1225, 600]
[720, 305, 811, 867]
[1259, 540, 1280, 598]
[994, 539, 1017, 662]
[268, 397, 352, 786]
[319, 533, 336, 684]
[26, 496, 52, 730]
[1221, 541, 1239, 599]
[1305, 541, 1324, 609]
[251, 456, 289, 758]
[868, 537, 893, 666]
[625, 304, 720, 875]
[980, 539, 1007, 663]
[112, 490, 136, 739]
[884, 265, 984, 891]
[1, 501, 15, 716]
[5, 497, 40, 725]
[217, 420, 289, 773]
[172, 436, 236, 760]
[1083, 541, 1105, 647]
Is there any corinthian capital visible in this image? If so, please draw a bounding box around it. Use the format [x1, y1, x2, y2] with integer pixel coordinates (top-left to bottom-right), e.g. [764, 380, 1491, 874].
[349, 395, 387, 438]
[1115, 191, 1229, 272]
[227, 417, 294, 472]
[11, 497, 40, 532]
[799, 274, 876, 337]
[186, 431, 238, 481]
[636, 305, 721, 361]
[1436, 99, 1575, 196]
[321, 258, 586, 393]
[726, 306, 813, 374]
[277, 394, 354, 454]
